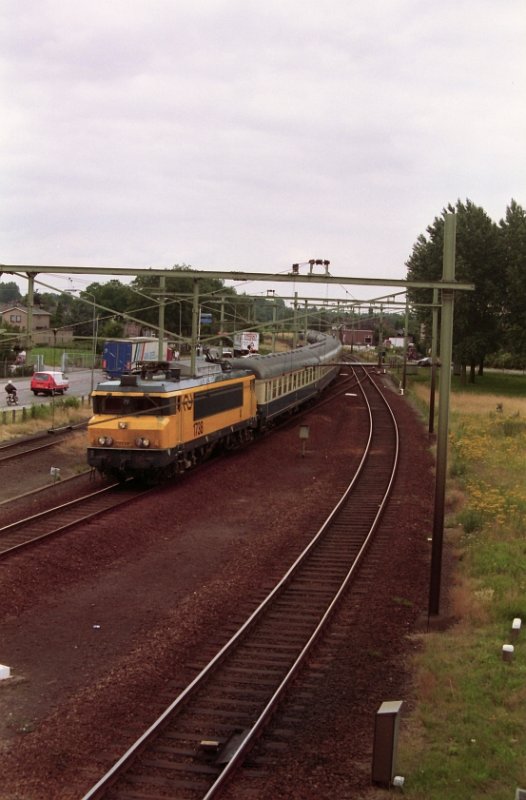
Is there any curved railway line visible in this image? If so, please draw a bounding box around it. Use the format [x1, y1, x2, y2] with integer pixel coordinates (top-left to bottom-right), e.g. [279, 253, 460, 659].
[0, 427, 77, 464]
[0, 363, 366, 556]
[80, 365, 399, 800]
[0, 482, 146, 558]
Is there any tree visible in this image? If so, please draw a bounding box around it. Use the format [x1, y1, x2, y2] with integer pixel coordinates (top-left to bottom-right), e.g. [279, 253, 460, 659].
[131, 267, 232, 339]
[0, 281, 22, 304]
[52, 292, 77, 329]
[499, 200, 526, 365]
[79, 281, 139, 338]
[252, 296, 287, 325]
[406, 199, 504, 381]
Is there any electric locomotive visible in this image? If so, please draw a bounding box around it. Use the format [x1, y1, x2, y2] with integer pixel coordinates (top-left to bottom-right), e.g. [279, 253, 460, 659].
[88, 366, 257, 479]
[87, 331, 342, 480]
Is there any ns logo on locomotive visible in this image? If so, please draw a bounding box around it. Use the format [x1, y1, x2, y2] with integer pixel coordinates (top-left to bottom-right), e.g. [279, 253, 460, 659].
[87, 331, 342, 481]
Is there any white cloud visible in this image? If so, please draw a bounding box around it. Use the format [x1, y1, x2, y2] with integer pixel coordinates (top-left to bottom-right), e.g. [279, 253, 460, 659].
[1, 0, 525, 298]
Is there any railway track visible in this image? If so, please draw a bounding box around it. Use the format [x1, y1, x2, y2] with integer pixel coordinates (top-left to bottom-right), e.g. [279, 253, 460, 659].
[0, 428, 73, 464]
[80, 366, 399, 800]
[0, 372, 356, 555]
[0, 482, 145, 558]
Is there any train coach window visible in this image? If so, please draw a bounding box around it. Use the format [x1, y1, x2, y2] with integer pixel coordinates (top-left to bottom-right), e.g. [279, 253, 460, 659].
[93, 395, 175, 416]
[194, 383, 244, 419]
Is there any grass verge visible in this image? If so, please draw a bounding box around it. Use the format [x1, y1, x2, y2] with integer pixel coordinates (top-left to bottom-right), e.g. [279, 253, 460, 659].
[397, 371, 526, 799]
[0, 398, 90, 443]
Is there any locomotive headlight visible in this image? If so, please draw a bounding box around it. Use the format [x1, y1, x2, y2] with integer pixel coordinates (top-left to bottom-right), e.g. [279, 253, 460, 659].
[118, 421, 128, 429]
[142, 438, 150, 447]
[97, 436, 113, 446]
[135, 437, 151, 448]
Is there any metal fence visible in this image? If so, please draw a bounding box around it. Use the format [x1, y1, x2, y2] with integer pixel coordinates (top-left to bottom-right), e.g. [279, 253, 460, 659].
[0, 360, 33, 379]
[1, 352, 99, 378]
[0, 394, 91, 426]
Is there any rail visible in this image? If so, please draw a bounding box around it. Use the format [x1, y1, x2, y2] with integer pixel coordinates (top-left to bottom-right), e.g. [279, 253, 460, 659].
[0, 482, 141, 558]
[80, 366, 400, 799]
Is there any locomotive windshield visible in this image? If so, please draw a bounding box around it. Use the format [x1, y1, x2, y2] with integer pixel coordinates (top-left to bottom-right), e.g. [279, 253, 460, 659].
[93, 394, 174, 417]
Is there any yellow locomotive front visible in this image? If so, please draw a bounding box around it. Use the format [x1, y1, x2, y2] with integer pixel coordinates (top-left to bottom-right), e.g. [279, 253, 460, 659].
[87, 370, 257, 479]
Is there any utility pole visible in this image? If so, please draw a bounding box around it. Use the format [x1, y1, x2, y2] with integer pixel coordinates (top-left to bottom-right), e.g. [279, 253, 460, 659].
[429, 213, 457, 617]
[292, 292, 298, 348]
[26, 273, 35, 352]
[190, 280, 199, 376]
[377, 304, 383, 367]
[158, 276, 166, 361]
[401, 298, 409, 391]
[429, 288, 439, 434]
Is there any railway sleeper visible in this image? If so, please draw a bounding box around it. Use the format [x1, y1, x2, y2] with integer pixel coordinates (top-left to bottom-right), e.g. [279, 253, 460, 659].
[151, 743, 204, 758]
[122, 770, 213, 791]
[264, 613, 324, 627]
[283, 584, 340, 596]
[269, 601, 333, 614]
[258, 726, 297, 741]
[249, 740, 290, 754]
[245, 633, 312, 645]
[140, 756, 220, 777]
[226, 654, 293, 667]
[241, 640, 306, 652]
[168, 725, 249, 745]
[277, 710, 309, 723]
[218, 673, 288, 688]
[210, 727, 253, 765]
[189, 707, 257, 724]
[220, 662, 288, 675]
[181, 689, 270, 706]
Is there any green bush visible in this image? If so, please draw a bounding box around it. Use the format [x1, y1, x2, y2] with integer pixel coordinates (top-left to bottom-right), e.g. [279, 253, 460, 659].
[500, 417, 526, 437]
[62, 396, 81, 409]
[486, 350, 526, 370]
[30, 404, 50, 420]
[449, 458, 467, 478]
[457, 507, 485, 533]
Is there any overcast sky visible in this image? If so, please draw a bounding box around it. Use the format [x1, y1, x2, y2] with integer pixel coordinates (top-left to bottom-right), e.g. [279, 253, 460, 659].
[1, 0, 525, 302]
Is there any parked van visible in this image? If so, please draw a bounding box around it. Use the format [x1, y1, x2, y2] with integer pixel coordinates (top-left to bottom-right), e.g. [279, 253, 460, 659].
[30, 371, 69, 396]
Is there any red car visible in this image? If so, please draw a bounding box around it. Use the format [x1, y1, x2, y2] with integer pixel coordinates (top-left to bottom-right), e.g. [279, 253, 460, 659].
[30, 371, 69, 396]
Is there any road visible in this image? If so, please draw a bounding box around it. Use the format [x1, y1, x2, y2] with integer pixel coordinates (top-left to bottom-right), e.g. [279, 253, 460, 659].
[2, 368, 106, 410]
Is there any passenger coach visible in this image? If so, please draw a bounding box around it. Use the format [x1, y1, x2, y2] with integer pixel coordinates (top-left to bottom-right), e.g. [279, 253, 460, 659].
[229, 332, 342, 422]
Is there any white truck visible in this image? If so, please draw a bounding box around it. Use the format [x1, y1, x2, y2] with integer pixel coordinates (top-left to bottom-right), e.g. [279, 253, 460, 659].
[233, 331, 260, 356]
